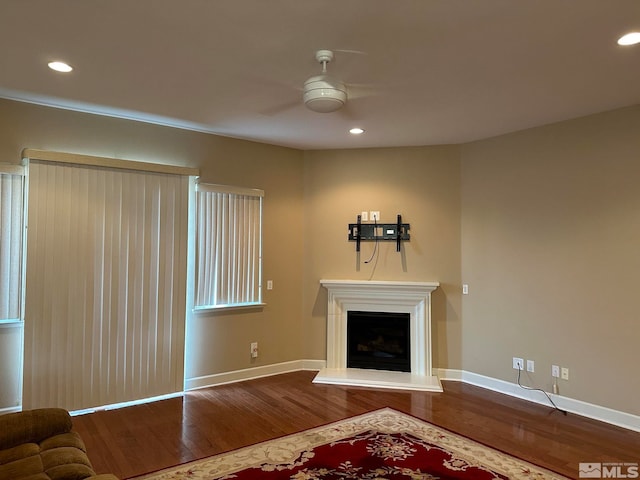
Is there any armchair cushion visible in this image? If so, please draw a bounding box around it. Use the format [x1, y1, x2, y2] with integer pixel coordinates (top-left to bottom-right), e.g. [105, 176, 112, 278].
[0, 408, 118, 480]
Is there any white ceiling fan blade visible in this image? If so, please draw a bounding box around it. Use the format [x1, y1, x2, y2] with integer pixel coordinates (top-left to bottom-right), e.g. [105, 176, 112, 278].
[259, 99, 301, 116]
[333, 49, 368, 56]
[243, 73, 303, 116]
[347, 83, 381, 100]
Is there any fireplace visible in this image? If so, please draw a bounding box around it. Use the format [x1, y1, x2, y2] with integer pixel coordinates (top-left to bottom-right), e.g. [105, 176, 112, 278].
[313, 279, 442, 392]
[347, 311, 410, 372]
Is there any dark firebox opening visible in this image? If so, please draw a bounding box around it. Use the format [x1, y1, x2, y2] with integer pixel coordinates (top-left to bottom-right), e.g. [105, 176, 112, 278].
[347, 311, 410, 372]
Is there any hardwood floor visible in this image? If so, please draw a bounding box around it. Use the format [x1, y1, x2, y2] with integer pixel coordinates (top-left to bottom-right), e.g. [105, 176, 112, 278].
[71, 370, 640, 479]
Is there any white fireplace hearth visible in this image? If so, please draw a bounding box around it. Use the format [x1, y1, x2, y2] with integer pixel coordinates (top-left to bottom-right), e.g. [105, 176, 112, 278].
[313, 279, 442, 392]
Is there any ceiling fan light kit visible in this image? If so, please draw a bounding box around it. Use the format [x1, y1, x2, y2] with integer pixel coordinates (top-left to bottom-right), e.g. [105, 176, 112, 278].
[303, 76, 347, 113]
[303, 49, 348, 113]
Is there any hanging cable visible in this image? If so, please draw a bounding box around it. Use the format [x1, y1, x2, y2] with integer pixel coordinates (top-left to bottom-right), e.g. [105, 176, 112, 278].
[364, 218, 379, 264]
[516, 367, 567, 415]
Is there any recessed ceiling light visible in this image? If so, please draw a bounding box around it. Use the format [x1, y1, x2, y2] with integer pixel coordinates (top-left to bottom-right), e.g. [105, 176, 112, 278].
[617, 32, 640, 46]
[48, 61, 73, 73]
[349, 127, 365, 135]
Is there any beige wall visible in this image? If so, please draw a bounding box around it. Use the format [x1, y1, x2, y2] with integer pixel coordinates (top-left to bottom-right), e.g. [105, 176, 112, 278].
[302, 147, 462, 369]
[461, 105, 640, 415]
[0, 98, 305, 404]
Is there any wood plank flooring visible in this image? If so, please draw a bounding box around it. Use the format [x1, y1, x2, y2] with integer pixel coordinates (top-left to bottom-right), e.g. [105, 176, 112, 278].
[71, 370, 640, 479]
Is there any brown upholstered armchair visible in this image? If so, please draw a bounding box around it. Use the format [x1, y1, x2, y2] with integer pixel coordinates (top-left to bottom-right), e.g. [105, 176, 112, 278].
[0, 408, 118, 480]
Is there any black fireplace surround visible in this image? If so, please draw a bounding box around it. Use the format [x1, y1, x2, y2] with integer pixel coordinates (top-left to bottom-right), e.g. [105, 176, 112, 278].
[346, 310, 411, 372]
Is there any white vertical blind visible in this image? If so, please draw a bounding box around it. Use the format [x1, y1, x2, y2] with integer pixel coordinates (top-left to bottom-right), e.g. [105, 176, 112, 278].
[23, 160, 190, 410]
[194, 183, 263, 308]
[0, 168, 24, 321]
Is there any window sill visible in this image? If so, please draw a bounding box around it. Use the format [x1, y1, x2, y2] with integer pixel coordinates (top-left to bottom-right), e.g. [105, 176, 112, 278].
[193, 303, 266, 314]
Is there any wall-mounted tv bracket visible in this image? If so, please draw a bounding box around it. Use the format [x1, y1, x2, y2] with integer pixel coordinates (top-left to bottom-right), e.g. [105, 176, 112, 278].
[349, 214, 410, 252]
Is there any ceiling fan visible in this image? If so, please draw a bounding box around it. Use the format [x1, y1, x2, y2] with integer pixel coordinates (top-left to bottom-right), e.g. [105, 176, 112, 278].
[303, 49, 348, 113]
[259, 48, 373, 116]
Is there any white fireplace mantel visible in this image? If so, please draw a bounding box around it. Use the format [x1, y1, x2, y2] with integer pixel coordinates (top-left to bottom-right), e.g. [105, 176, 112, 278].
[313, 279, 442, 392]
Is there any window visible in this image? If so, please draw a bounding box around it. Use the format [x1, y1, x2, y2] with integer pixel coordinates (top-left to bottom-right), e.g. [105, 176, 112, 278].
[194, 183, 263, 309]
[0, 165, 24, 323]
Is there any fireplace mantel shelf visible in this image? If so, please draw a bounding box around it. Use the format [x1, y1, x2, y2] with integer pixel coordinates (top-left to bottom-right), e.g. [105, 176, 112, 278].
[314, 279, 442, 392]
[320, 279, 440, 290]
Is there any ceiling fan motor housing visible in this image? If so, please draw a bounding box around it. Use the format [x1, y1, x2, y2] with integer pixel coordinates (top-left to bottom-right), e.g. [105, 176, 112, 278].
[303, 75, 347, 113]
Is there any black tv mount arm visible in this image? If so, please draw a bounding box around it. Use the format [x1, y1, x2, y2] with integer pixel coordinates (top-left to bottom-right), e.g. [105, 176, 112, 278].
[349, 214, 410, 252]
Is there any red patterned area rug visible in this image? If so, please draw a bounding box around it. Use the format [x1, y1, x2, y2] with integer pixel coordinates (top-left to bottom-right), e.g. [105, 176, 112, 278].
[130, 408, 568, 480]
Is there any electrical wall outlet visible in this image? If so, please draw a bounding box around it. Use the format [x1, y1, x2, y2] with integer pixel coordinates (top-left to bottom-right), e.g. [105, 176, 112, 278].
[526, 360, 535, 373]
[512, 357, 524, 370]
[250, 342, 258, 358]
[552, 365, 560, 378]
[370, 211, 380, 221]
[561, 367, 569, 380]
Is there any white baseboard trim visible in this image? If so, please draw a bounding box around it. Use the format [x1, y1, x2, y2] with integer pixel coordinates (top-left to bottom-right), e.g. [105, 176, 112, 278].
[185, 362, 639, 433]
[0, 406, 21, 415]
[184, 359, 326, 391]
[435, 368, 640, 433]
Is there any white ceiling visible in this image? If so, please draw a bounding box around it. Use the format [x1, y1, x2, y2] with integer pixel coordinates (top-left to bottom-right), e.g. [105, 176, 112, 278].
[1, 1, 639, 150]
